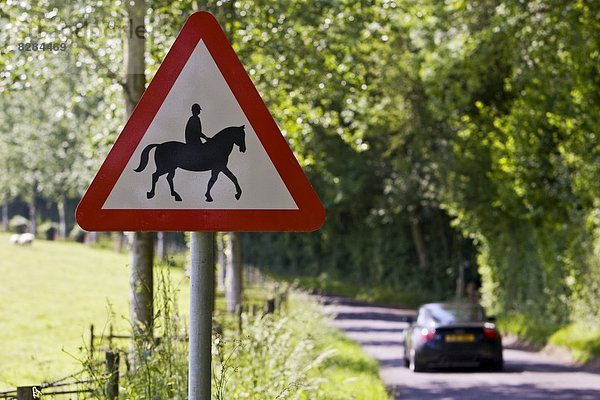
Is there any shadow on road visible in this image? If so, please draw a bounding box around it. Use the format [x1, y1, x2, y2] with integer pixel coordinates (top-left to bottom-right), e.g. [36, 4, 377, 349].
[344, 327, 405, 333]
[333, 311, 413, 322]
[378, 358, 596, 374]
[389, 383, 600, 400]
[349, 339, 598, 375]
[359, 340, 404, 347]
[504, 358, 600, 374]
[379, 358, 406, 368]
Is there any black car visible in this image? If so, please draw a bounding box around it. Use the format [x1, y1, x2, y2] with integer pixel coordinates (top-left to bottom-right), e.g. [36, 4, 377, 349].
[403, 302, 503, 372]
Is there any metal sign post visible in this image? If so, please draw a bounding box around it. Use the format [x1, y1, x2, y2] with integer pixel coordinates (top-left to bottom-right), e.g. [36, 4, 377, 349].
[188, 232, 215, 400]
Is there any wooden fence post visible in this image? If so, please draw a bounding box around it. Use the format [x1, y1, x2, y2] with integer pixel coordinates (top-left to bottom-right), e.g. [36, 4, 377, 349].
[108, 324, 114, 349]
[280, 289, 289, 313]
[265, 298, 275, 315]
[105, 351, 120, 400]
[89, 324, 95, 356]
[235, 304, 243, 334]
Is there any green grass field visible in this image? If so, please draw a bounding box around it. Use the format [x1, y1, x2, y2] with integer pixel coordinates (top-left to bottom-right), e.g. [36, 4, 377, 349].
[0, 232, 189, 389]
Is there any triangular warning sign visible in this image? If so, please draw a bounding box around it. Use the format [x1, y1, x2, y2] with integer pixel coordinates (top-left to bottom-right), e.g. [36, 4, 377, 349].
[76, 12, 325, 232]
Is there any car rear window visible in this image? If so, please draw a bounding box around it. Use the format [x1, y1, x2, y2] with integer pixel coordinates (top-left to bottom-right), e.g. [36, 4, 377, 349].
[422, 304, 485, 325]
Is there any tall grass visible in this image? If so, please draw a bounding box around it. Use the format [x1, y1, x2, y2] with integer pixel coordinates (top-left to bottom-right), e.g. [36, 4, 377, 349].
[79, 268, 188, 399]
[80, 272, 330, 399]
[80, 272, 390, 399]
[212, 307, 333, 399]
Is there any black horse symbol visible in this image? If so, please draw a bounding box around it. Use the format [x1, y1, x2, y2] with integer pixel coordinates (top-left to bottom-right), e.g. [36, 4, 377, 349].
[133, 125, 246, 202]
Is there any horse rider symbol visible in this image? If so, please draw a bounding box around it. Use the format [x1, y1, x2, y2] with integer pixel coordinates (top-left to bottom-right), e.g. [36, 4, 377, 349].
[134, 103, 246, 202]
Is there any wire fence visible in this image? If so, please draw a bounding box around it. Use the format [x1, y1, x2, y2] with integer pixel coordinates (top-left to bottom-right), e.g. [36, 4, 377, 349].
[0, 355, 116, 400]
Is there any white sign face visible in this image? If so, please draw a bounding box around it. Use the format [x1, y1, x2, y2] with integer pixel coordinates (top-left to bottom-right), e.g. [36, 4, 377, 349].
[103, 40, 298, 210]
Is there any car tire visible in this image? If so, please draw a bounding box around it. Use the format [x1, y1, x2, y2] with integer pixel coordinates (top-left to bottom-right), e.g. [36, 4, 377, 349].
[409, 349, 425, 372]
[403, 343, 410, 368]
[490, 359, 504, 372]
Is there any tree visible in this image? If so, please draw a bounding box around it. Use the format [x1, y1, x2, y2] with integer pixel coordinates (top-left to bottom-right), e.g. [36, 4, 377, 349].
[226, 233, 243, 313]
[124, 0, 155, 340]
[413, 0, 599, 324]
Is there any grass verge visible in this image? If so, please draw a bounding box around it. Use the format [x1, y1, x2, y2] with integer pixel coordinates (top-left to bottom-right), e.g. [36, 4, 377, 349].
[276, 273, 433, 307]
[309, 313, 392, 399]
[498, 312, 600, 364]
[549, 323, 600, 363]
[211, 293, 392, 399]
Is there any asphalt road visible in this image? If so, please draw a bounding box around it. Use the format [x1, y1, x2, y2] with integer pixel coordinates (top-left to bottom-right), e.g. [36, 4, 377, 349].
[322, 297, 600, 400]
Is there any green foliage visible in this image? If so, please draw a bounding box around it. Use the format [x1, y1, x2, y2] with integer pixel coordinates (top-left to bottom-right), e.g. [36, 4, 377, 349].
[570, 212, 600, 324]
[497, 313, 561, 345]
[0, 0, 127, 234]
[403, 0, 600, 333]
[499, 315, 600, 364]
[68, 224, 86, 243]
[213, 306, 328, 399]
[277, 273, 435, 308]
[238, 0, 479, 304]
[7, 215, 30, 233]
[38, 220, 59, 240]
[119, 270, 188, 400]
[550, 323, 600, 363]
[241, 0, 600, 352]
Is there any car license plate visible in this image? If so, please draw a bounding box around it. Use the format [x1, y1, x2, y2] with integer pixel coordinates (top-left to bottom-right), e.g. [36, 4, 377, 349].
[445, 333, 475, 343]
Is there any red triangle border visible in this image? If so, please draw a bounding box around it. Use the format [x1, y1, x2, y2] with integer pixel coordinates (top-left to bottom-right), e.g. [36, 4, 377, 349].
[76, 12, 325, 232]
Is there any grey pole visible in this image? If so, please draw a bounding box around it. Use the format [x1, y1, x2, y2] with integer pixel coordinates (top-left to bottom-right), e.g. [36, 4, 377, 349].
[189, 232, 215, 400]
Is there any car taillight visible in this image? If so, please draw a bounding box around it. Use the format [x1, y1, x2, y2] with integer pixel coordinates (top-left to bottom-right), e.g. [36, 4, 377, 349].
[483, 327, 499, 341]
[420, 328, 436, 341]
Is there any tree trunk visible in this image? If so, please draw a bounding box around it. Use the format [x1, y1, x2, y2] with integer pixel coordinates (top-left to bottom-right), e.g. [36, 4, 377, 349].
[226, 233, 243, 313]
[408, 204, 428, 269]
[456, 260, 466, 299]
[217, 233, 227, 292]
[213, 233, 217, 312]
[436, 212, 450, 264]
[157, 232, 167, 260]
[85, 231, 98, 246]
[1, 201, 8, 230]
[29, 183, 37, 235]
[57, 193, 67, 239]
[125, 0, 153, 341]
[125, 1, 146, 119]
[112, 232, 125, 252]
[130, 232, 154, 333]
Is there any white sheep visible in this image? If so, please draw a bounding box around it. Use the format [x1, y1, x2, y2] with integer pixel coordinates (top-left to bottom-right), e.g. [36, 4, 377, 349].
[10, 234, 20, 245]
[14, 233, 35, 245]
[18, 233, 35, 245]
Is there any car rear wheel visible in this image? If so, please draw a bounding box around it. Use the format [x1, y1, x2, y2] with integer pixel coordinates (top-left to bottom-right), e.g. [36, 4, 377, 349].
[409, 349, 425, 372]
[490, 359, 504, 372]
